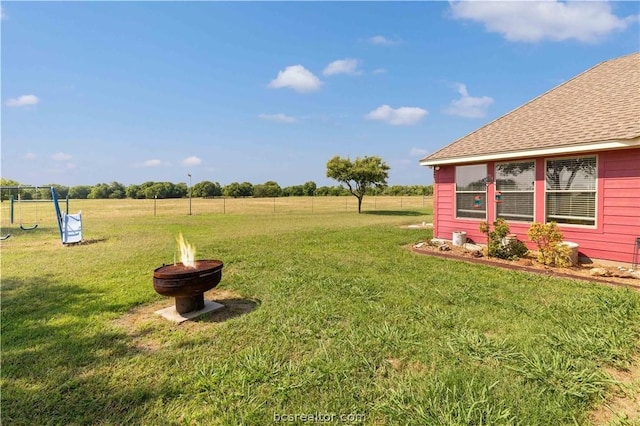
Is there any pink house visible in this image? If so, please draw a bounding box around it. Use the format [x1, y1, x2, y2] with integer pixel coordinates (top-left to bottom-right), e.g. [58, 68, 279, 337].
[420, 52, 640, 264]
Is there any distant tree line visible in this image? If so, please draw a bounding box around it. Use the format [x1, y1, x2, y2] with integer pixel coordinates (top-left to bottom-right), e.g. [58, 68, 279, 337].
[0, 178, 432, 200]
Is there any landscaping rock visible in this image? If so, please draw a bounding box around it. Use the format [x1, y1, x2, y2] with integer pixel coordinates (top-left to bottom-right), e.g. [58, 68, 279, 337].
[470, 250, 483, 258]
[611, 270, 634, 279]
[414, 242, 426, 248]
[631, 271, 640, 280]
[463, 243, 483, 252]
[590, 267, 611, 277]
[430, 238, 448, 246]
[438, 244, 451, 252]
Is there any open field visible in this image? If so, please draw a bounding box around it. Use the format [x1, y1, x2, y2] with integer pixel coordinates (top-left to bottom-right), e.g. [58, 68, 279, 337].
[0, 195, 432, 226]
[1, 197, 639, 425]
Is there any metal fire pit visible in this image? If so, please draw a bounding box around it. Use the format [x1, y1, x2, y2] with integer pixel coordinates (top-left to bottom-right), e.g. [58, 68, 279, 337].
[153, 260, 224, 314]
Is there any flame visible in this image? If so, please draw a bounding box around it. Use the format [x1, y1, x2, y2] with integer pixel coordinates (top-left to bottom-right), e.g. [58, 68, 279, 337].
[176, 233, 196, 268]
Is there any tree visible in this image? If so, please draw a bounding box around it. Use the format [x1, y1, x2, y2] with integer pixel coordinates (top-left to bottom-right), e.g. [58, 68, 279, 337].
[69, 185, 91, 199]
[173, 182, 189, 198]
[144, 183, 164, 199]
[0, 178, 21, 201]
[282, 185, 303, 197]
[385, 185, 404, 196]
[35, 184, 68, 200]
[126, 184, 142, 199]
[238, 182, 254, 197]
[302, 181, 317, 196]
[192, 181, 222, 198]
[88, 183, 111, 199]
[253, 181, 281, 198]
[109, 182, 126, 199]
[223, 182, 253, 198]
[326, 155, 390, 213]
[223, 182, 242, 198]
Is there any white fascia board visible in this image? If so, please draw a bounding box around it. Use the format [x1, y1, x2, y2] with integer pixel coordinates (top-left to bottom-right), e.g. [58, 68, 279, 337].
[419, 139, 640, 167]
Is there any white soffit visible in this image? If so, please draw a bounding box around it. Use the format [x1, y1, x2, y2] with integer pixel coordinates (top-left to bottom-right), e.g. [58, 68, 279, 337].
[419, 139, 640, 167]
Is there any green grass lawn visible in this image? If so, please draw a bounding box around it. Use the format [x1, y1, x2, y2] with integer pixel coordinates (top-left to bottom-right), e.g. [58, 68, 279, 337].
[1, 198, 638, 425]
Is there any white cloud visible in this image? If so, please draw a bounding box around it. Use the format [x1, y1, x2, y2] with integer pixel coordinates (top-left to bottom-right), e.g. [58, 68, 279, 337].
[450, 0, 637, 43]
[6, 94, 39, 107]
[365, 105, 428, 126]
[132, 159, 170, 168]
[1, 6, 7, 20]
[368, 35, 399, 46]
[372, 68, 388, 75]
[445, 83, 494, 118]
[51, 152, 72, 161]
[182, 156, 202, 167]
[267, 65, 322, 93]
[258, 113, 297, 123]
[323, 59, 362, 76]
[410, 147, 429, 157]
[143, 159, 164, 167]
[24, 153, 37, 160]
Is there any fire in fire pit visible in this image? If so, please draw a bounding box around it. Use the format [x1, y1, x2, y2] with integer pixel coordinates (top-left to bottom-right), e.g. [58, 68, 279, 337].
[153, 234, 224, 315]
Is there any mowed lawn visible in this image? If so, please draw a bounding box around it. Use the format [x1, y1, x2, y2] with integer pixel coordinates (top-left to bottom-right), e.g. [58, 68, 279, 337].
[1, 197, 639, 425]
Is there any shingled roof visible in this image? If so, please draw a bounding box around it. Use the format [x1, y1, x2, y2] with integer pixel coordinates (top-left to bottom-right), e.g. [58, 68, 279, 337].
[421, 52, 640, 166]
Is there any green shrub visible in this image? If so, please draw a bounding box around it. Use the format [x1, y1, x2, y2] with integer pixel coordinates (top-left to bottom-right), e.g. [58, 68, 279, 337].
[479, 218, 529, 260]
[527, 222, 572, 267]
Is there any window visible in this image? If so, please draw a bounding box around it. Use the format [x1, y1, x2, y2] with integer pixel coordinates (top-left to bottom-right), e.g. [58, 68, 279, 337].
[455, 164, 487, 219]
[545, 156, 596, 226]
[495, 161, 535, 222]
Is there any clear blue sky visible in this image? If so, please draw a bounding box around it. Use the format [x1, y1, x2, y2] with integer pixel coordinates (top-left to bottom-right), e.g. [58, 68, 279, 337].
[2, 1, 638, 188]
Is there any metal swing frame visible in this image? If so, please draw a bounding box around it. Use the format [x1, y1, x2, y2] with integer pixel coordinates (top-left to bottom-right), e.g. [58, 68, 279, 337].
[0, 186, 80, 244]
[18, 187, 39, 231]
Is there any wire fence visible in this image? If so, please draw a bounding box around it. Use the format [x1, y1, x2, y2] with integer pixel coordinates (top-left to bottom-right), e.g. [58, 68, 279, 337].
[0, 196, 433, 228]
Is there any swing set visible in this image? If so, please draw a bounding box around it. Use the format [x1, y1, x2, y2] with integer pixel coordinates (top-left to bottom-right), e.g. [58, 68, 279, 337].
[0, 186, 83, 244]
[18, 188, 40, 231]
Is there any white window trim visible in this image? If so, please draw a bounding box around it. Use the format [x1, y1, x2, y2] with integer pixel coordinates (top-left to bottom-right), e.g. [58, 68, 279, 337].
[544, 155, 598, 229]
[495, 160, 535, 223]
[454, 165, 487, 221]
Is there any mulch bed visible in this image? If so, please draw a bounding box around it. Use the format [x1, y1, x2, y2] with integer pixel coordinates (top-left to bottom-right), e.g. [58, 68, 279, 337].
[411, 243, 640, 291]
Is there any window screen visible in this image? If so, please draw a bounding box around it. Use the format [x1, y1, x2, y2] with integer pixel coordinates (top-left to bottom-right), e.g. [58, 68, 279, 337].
[455, 164, 487, 219]
[495, 161, 535, 222]
[545, 156, 596, 226]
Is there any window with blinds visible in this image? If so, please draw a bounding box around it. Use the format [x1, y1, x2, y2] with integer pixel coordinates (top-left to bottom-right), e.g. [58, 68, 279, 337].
[545, 156, 597, 226]
[495, 161, 535, 222]
[455, 164, 487, 219]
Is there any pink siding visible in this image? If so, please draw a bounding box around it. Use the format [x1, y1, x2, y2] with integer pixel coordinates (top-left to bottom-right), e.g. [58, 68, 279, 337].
[432, 147, 640, 264]
[594, 149, 640, 263]
[433, 164, 488, 245]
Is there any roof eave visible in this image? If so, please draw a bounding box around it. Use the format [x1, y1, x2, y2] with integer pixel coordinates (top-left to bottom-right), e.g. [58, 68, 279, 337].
[419, 138, 640, 167]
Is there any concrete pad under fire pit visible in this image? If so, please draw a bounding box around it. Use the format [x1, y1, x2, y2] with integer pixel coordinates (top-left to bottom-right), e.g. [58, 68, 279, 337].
[155, 300, 225, 324]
